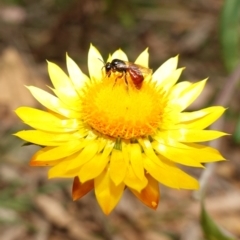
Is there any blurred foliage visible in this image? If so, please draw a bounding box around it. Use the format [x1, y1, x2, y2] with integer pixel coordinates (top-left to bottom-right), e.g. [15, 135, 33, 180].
[220, 0, 240, 143]
[0, 181, 32, 212]
[1, 0, 70, 7]
[233, 114, 240, 143]
[1, 0, 22, 5]
[220, 0, 240, 72]
[201, 201, 236, 240]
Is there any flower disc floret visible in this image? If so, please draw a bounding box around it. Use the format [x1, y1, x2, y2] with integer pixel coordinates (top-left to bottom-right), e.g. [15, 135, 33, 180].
[82, 78, 166, 139]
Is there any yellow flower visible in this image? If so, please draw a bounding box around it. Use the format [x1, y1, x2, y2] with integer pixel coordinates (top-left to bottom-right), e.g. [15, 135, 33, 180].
[14, 44, 226, 215]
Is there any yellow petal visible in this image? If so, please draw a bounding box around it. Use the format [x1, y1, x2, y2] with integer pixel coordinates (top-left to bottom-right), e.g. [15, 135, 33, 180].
[179, 106, 225, 122]
[176, 106, 226, 129]
[129, 144, 144, 180]
[94, 167, 125, 215]
[152, 55, 178, 85]
[88, 44, 104, 81]
[130, 173, 159, 209]
[48, 160, 76, 178]
[79, 140, 115, 182]
[47, 61, 79, 103]
[109, 149, 128, 186]
[183, 143, 226, 163]
[156, 129, 228, 142]
[158, 68, 184, 91]
[31, 140, 85, 161]
[143, 154, 199, 189]
[79, 140, 114, 182]
[106, 54, 112, 63]
[66, 54, 90, 93]
[138, 138, 165, 167]
[14, 130, 84, 146]
[27, 86, 81, 118]
[168, 81, 192, 98]
[134, 48, 149, 67]
[111, 49, 128, 61]
[79, 153, 109, 183]
[72, 177, 94, 200]
[66, 140, 99, 171]
[152, 139, 225, 163]
[173, 79, 207, 111]
[50, 88, 81, 111]
[152, 141, 204, 167]
[97, 138, 108, 153]
[15, 107, 79, 132]
[124, 164, 147, 192]
[30, 158, 62, 167]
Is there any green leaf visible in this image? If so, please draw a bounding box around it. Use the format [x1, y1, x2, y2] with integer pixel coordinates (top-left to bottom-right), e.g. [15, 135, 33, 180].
[220, 0, 240, 72]
[200, 201, 236, 240]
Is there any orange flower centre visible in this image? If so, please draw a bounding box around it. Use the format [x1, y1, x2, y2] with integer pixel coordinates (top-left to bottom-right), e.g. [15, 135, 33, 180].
[81, 76, 166, 139]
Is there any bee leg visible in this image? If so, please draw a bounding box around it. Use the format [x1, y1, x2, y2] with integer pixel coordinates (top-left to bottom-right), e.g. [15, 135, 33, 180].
[112, 74, 121, 89]
[114, 72, 124, 86]
[124, 72, 128, 86]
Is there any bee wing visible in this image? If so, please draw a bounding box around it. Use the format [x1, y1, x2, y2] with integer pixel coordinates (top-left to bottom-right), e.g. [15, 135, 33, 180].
[129, 63, 152, 78]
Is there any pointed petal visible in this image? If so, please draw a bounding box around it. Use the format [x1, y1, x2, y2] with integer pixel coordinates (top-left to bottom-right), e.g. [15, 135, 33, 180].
[94, 168, 125, 215]
[152, 139, 225, 163]
[179, 106, 225, 122]
[134, 48, 149, 67]
[50, 87, 81, 111]
[29, 146, 71, 167]
[106, 54, 112, 63]
[138, 138, 165, 167]
[152, 141, 203, 168]
[159, 68, 184, 91]
[79, 153, 109, 183]
[66, 54, 90, 93]
[176, 106, 226, 129]
[111, 49, 128, 61]
[152, 55, 178, 85]
[48, 160, 76, 178]
[130, 173, 159, 209]
[183, 143, 226, 163]
[79, 137, 115, 182]
[109, 149, 128, 186]
[124, 164, 147, 192]
[156, 129, 228, 142]
[14, 130, 82, 146]
[143, 154, 199, 189]
[30, 158, 63, 167]
[47, 61, 79, 104]
[66, 140, 99, 171]
[129, 144, 144, 180]
[168, 81, 192, 98]
[97, 138, 108, 153]
[152, 141, 204, 167]
[174, 79, 207, 111]
[31, 140, 85, 161]
[88, 44, 104, 81]
[72, 177, 94, 200]
[27, 86, 81, 118]
[15, 107, 80, 132]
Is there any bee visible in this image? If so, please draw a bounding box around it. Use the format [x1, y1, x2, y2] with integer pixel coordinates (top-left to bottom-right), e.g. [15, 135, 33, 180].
[104, 59, 152, 89]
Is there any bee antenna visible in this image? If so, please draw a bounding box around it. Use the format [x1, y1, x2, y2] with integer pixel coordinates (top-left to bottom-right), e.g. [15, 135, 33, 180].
[98, 58, 106, 70]
[98, 58, 105, 64]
